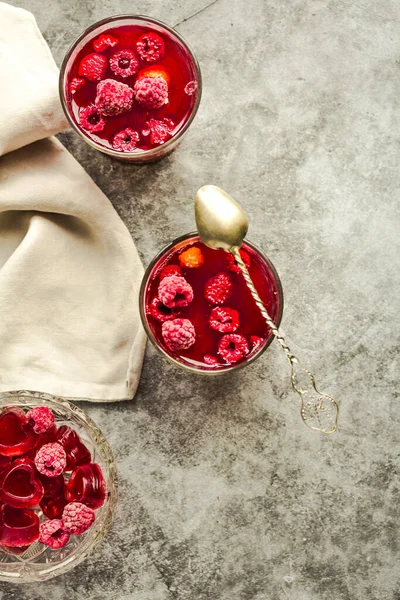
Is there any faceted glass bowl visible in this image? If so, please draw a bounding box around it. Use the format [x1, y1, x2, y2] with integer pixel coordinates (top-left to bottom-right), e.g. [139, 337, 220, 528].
[59, 14, 202, 163]
[139, 232, 284, 375]
[0, 391, 117, 582]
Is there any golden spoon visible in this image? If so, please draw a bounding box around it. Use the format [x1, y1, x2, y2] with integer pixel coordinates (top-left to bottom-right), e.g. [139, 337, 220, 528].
[195, 185, 339, 434]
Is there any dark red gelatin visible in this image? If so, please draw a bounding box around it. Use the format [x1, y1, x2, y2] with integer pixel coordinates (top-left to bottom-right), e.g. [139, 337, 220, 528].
[65, 462, 106, 509]
[38, 473, 64, 499]
[0, 504, 39, 547]
[0, 408, 37, 457]
[40, 494, 68, 519]
[0, 457, 44, 508]
[64, 21, 198, 154]
[142, 237, 283, 371]
[0, 456, 11, 473]
[55, 426, 91, 470]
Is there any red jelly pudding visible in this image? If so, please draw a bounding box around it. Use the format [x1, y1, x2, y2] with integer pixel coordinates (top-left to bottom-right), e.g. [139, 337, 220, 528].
[140, 234, 283, 373]
[60, 16, 201, 162]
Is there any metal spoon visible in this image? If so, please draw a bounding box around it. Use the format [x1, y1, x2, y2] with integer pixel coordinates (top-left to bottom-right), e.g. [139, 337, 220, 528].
[195, 185, 339, 434]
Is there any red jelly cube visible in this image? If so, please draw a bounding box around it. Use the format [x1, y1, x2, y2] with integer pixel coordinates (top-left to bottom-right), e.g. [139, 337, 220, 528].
[0, 457, 44, 508]
[40, 494, 68, 519]
[65, 462, 106, 509]
[55, 426, 91, 470]
[0, 504, 39, 547]
[0, 408, 37, 457]
[38, 473, 64, 499]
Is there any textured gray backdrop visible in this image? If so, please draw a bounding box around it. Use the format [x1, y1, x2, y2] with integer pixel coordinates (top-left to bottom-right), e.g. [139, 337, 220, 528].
[1, 0, 400, 599]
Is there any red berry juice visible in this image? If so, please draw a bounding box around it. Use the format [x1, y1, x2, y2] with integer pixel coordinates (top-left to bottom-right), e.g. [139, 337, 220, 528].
[140, 235, 284, 373]
[60, 16, 201, 161]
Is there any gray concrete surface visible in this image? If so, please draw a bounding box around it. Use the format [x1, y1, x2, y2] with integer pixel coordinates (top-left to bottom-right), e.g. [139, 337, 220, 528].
[1, 0, 400, 599]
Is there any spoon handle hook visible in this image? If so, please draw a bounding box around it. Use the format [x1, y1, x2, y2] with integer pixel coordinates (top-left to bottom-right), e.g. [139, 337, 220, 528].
[231, 248, 339, 434]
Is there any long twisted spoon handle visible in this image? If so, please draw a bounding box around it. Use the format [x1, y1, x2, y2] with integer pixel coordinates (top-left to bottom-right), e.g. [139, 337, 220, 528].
[232, 248, 339, 434]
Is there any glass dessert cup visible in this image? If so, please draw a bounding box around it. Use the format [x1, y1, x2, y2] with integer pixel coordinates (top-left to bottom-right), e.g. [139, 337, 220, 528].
[0, 391, 117, 582]
[139, 233, 284, 374]
[59, 15, 202, 163]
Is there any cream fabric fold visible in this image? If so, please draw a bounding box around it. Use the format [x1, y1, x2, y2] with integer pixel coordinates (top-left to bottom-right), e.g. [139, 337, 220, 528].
[0, 3, 146, 401]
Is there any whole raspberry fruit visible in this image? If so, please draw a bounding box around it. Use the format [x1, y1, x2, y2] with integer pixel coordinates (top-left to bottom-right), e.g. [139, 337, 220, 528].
[78, 52, 107, 81]
[250, 336, 264, 350]
[39, 519, 70, 549]
[204, 272, 233, 305]
[209, 307, 239, 333]
[227, 249, 251, 274]
[79, 104, 105, 133]
[26, 407, 54, 434]
[93, 33, 118, 52]
[109, 48, 139, 78]
[35, 443, 67, 477]
[95, 79, 134, 117]
[148, 297, 180, 323]
[112, 128, 140, 152]
[70, 77, 85, 95]
[159, 264, 182, 280]
[204, 355, 219, 365]
[179, 247, 204, 269]
[218, 334, 249, 363]
[143, 118, 175, 145]
[162, 319, 196, 351]
[134, 75, 168, 109]
[158, 275, 194, 308]
[62, 502, 95, 535]
[136, 32, 165, 63]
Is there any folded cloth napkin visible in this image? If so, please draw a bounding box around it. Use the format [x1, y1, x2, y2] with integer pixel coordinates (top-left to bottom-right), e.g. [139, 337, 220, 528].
[0, 3, 146, 401]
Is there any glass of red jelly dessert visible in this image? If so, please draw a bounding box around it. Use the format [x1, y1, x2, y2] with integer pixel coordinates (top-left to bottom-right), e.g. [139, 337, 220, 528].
[139, 233, 284, 374]
[0, 391, 117, 583]
[59, 15, 202, 162]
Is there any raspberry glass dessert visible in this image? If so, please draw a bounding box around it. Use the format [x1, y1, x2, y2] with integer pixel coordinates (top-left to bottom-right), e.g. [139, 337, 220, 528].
[0, 392, 117, 583]
[60, 15, 201, 162]
[140, 234, 283, 374]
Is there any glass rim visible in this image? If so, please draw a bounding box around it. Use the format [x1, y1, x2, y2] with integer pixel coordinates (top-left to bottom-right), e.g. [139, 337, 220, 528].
[139, 232, 284, 375]
[59, 14, 203, 159]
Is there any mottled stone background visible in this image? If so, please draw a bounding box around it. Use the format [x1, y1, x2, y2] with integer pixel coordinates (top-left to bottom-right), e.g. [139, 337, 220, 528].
[1, 0, 400, 598]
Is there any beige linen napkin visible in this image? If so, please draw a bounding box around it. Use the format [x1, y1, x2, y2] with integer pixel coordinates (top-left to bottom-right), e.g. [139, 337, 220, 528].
[0, 3, 146, 401]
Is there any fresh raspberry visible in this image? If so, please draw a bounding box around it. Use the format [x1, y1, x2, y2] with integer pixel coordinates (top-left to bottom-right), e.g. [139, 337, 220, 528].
[159, 264, 182, 280]
[204, 355, 219, 365]
[134, 76, 168, 109]
[143, 118, 175, 145]
[158, 275, 194, 308]
[26, 407, 54, 434]
[218, 334, 249, 363]
[137, 65, 170, 85]
[112, 128, 140, 152]
[250, 336, 264, 350]
[70, 77, 85, 95]
[93, 33, 118, 52]
[35, 443, 67, 477]
[227, 250, 251, 274]
[136, 32, 165, 63]
[79, 104, 105, 133]
[62, 502, 95, 535]
[162, 319, 196, 351]
[204, 272, 233, 305]
[39, 519, 70, 549]
[78, 52, 107, 81]
[109, 48, 139, 78]
[95, 79, 134, 117]
[179, 247, 204, 269]
[148, 297, 180, 323]
[209, 307, 239, 333]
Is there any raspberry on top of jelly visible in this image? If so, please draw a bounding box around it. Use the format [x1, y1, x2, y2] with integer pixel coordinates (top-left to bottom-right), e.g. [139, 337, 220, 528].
[144, 239, 281, 370]
[65, 22, 198, 153]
